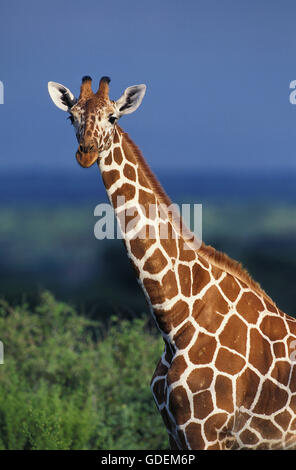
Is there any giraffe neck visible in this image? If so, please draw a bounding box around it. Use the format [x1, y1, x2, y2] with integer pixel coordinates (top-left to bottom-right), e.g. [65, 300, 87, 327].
[97, 125, 206, 336]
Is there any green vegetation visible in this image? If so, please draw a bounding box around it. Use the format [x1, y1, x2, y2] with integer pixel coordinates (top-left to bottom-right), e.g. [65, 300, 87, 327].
[0, 291, 168, 450]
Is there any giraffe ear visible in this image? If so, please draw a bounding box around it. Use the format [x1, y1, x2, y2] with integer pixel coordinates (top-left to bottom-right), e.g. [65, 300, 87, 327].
[115, 84, 146, 116]
[48, 81, 77, 111]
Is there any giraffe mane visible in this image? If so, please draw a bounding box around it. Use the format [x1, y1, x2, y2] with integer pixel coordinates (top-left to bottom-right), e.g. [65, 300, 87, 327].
[197, 242, 276, 306]
[117, 126, 276, 308]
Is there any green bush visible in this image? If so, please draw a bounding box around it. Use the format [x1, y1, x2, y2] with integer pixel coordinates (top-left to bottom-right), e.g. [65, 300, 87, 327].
[0, 292, 168, 450]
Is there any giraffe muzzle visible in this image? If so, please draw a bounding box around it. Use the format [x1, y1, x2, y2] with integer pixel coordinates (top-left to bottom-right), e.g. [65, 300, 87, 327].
[79, 143, 94, 154]
[76, 143, 99, 168]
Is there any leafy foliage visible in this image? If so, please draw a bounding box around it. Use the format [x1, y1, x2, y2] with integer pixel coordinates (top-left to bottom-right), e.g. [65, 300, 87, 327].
[0, 292, 168, 450]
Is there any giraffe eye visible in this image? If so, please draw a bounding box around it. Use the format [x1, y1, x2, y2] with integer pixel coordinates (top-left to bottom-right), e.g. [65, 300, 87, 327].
[108, 115, 117, 124]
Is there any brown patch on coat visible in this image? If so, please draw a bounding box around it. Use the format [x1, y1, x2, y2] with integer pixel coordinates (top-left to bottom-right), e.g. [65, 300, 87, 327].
[113, 131, 120, 144]
[273, 341, 286, 358]
[270, 360, 291, 386]
[219, 314, 247, 355]
[138, 189, 156, 218]
[191, 263, 211, 295]
[167, 355, 187, 384]
[117, 206, 140, 234]
[159, 221, 177, 258]
[168, 386, 191, 425]
[185, 422, 204, 449]
[113, 146, 123, 165]
[143, 278, 163, 305]
[219, 274, 240, 302]
[215, 374, 234, 413]
[111, 183, 135, 208]
[290, 365, 296, 393]
[192, 286, 229, 333]
[188, 332, 217, 365]
[178, 238, 196, 262]
[289, 395, 296, 415]
[239, 429, 259, 446]
[178, 264, 191, 297]
[236, 292, 264, 324]
[161, 269, 179, 300]
[249, 328, 273, 375]
[274, 410, 292, 430]
[143, 248, 168, 274]
[187, 367, 213, 393]
[102, 169, 120, 189]
[137, 168, 150, 189]
[259, 315, 288, 341]
[250, 416, 282, 440]
[204, 412, 228, 442]
[236, 367, 260, 409]
[215, 347, 245, 374]
[123, 163, 136, 181]
[173, 321, 195, 349]
[155, 300, 189, 333]
[151, 358, 168, 382]
[121, 135, 138, 164]
[252, 379, 289, 415]
[193, 390, 214, 419]
[104, 151, 112, 165]
[129, 224, 156, 260]
[192, 298, 223, 334]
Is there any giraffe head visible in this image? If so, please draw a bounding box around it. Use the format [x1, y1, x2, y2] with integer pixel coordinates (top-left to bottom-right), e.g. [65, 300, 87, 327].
[48, 76, 146, 168]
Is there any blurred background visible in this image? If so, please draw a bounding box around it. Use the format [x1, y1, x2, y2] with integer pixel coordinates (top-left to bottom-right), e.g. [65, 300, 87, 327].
[1, 0, 296, 317]
[0, 0, 296, 450]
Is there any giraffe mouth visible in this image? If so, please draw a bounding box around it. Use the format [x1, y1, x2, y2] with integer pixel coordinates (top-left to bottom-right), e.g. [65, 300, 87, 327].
[76, 148, 99, 168]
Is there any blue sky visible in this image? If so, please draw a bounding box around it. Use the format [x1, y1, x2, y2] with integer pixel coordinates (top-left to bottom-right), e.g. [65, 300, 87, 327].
[1, 0, 296, 173]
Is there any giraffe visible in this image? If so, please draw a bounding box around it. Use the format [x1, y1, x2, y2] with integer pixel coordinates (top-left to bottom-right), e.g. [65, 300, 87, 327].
[48, 76, 296, 450]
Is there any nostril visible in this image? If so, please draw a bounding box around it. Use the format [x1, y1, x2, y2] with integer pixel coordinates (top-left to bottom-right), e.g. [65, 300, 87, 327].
[79, 143, 94, 153]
